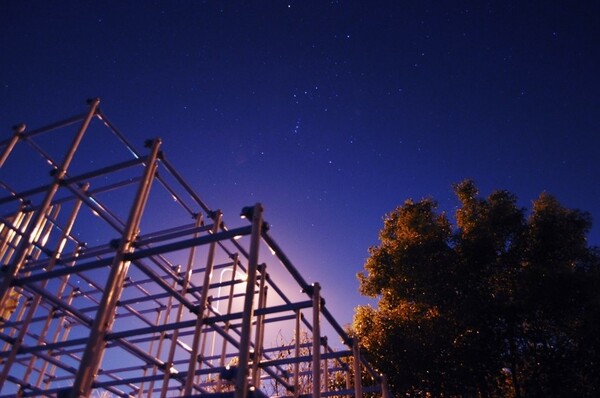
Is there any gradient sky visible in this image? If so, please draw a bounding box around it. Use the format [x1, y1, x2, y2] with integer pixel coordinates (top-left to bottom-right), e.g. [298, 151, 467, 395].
[1, 1, 599, 328]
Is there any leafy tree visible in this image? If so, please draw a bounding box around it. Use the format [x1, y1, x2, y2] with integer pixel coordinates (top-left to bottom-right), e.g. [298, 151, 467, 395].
[354, 180, 600, 397]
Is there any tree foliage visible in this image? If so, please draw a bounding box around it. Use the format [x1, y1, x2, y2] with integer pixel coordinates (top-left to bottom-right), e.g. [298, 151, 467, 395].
[354, 180, 600, 397]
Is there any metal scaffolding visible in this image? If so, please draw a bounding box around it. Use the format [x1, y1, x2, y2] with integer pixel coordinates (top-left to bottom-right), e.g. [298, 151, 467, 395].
[0, 99, 391, 398]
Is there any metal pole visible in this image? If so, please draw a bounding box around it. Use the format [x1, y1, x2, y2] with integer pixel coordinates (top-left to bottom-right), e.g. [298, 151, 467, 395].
[19, 189, 87, 385]
[311, 283, 321, 398]
[0, 123, 24, 168]
[294, 310, 301, 397]
[251, 264, 267, 388]
[0, 208, 27, 263]
[234, 204, 263, 398]
[352, 339, 363, 398]
[195, 315, 211, 387]
[23, 241, 81, 382]
[0, 208, 34, 268]
[138, 309, 163, 398]
[0, 209, 30, 325]
[345, 368, 352, 398]
[146, 265, 180, 398]
[39, 288, 78, 389]
[69, 137, 161, 398]
[0, 203, 60, 390]
[0, 295, 30, 352]
[0, 98, 100, 313]
[322, 336, 328, 394]
[183, 211, 222, 395]
[160, 215, 205, 396]
[216, 254, 239, 393]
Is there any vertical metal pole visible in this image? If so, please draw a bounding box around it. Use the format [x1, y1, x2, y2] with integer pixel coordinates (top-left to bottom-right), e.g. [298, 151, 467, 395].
[0, 209, 34, 270]
[43, 321, 74, 389]
[70, 137, 161, 398]
[39, 287, 78, 389]
[147, 265, 181, 398]
[195, 316, 211, 386]
[136, 307, 163, 398]
[322, 337, 328, 394]
[251, 264, 267, 388]
[294, 310, 301, 398]
[0, 208, 27, 263]
[0, 204, 60, 390]
[0, 123, 25, 168]
[345, 368, 352, 398]
[22, 186, 87, 384]
[0, 98, 99, 312]
[352, 339, 363, 398]
[216, 254, 239, 393]
[234, 204, 263, 398]
[311, 283, 321, 398]
[183, 211, 222, 395]
[0, 210, 30, 324]
[160, 214, 205, 396]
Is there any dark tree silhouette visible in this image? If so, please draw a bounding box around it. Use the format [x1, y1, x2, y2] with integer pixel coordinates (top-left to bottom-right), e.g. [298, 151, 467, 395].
[354, 180, 600, 397]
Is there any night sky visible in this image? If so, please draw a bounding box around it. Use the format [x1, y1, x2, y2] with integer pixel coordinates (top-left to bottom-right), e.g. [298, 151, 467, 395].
[1, 1, 599, 328]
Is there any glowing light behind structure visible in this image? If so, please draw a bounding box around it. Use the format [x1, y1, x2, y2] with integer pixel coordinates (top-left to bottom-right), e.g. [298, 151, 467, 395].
[0, 101, 391, 398]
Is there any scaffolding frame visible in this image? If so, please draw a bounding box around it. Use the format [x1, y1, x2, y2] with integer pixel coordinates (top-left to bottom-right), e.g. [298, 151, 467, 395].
[0, 99, 391, 398]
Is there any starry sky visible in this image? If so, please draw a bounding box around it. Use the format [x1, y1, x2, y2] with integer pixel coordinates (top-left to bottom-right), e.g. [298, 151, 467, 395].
[1, 1, 599, 328]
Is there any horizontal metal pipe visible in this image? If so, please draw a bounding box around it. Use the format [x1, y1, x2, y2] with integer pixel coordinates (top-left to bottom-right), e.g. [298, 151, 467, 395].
[61, 156, 148, 186]
[0, 139, 138, 208]
[116, 291, 172, 307]
[160, 157, 212, 215]
[16, 256, 113, 284]
[153, 172, 196, 216]
[106, 319, 196, 340]
[125, 225, 252, 261]
[321, 305, 352, 346]
[261, 231, 310, 292]
[0, 112, 88, 147]
[18, 225, 251, 286]
[21, 283, 92, 326]
[13, 337, 88, 355]
[259, 350, 353, 368]
[106, 300, 313, 344]
[133, 222, 213, 247]
[95, 110, 141, 159]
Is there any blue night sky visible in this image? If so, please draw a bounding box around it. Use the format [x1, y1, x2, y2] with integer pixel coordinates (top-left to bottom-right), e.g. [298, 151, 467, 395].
[1, 1, 599, 327]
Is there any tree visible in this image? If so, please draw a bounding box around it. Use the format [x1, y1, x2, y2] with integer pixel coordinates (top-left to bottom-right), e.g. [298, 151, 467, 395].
[354, 180, 600, 397]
